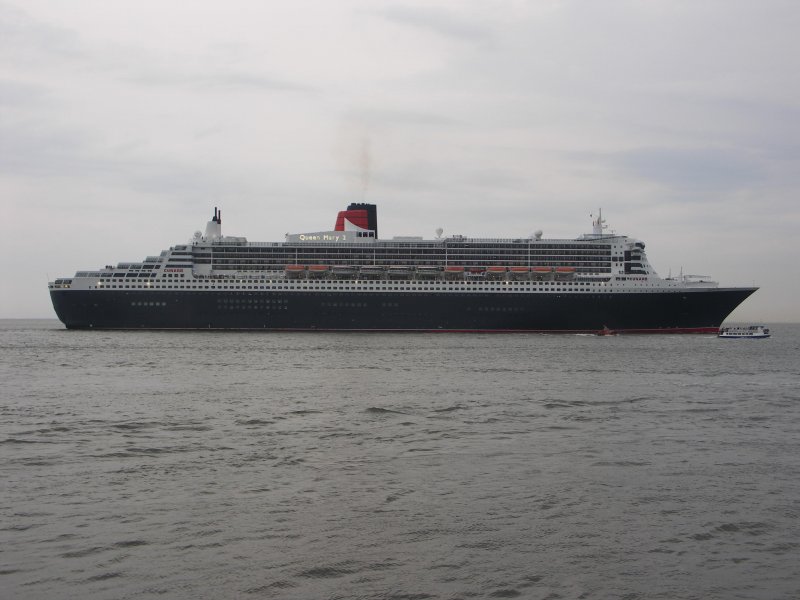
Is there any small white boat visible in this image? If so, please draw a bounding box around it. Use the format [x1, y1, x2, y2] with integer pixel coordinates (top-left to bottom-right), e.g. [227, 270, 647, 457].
[718, 325, 770, 339]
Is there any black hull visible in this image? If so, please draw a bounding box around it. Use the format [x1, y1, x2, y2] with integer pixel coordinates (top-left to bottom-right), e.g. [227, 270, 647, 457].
[50, 288, 756, 333]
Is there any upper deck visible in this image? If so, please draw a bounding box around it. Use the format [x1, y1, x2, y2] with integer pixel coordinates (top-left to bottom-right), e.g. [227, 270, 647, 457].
[48, 204, 709, 290]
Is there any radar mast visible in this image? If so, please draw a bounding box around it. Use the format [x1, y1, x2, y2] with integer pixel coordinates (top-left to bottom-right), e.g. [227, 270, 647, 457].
[592, 209, 607, 236]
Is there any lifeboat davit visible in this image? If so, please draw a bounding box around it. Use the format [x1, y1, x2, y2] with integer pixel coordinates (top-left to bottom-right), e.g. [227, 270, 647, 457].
[444, 266, 465, 280]
[388, 266, 413, 279]
[486, 266, 507, 280]
[332, 265, 358, 278]
[285, 264, 305, 278]
[360, 266, 386, 279]
[416, 266, 440, 279]
[307, 265, 330, 278]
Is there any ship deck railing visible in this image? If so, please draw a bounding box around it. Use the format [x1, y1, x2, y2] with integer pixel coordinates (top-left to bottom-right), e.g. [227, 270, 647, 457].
[203, 236, 621, 248]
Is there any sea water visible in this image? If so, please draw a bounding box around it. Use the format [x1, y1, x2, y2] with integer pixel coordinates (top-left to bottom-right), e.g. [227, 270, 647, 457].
[2, 320, 799, 599]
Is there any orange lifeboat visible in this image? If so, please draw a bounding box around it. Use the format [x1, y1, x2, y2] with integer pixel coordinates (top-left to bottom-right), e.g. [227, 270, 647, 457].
[285, 264, 305, 279]
[307, 265, 329, 279]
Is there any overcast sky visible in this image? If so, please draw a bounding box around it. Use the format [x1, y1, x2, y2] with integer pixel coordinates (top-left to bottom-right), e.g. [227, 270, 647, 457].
[2, 0, 799, 321]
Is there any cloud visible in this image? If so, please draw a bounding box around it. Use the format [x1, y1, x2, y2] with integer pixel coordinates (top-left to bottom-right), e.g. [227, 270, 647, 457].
[0, 3, 316, 96]
[0, 121, 242, 202]
[1, 0, 799, 321]
[126, 69, 318, 94]
[0, 2, 85, 66]
[0, 123, 91, 178]
[0, 78, 50, 106]
[367, 5, 495, 43]
[344, 107, 460, 128]
[375, 160, 525, 195]
[611, 147, 764, 193]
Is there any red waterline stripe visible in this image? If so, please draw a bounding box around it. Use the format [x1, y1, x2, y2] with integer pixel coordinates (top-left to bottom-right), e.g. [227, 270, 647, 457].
[82, 326, 721, 334]
[215, 326, 721, 334]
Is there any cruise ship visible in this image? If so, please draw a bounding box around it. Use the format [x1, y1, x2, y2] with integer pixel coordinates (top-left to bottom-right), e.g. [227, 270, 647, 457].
[49, 203, 756, 332]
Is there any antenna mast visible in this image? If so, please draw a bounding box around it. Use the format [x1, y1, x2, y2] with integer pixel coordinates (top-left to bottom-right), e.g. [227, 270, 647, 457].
[592, 209, 607, 236]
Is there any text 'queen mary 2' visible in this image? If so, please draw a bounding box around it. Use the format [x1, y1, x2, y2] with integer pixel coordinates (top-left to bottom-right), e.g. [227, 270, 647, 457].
[49, 204, 757, 333]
